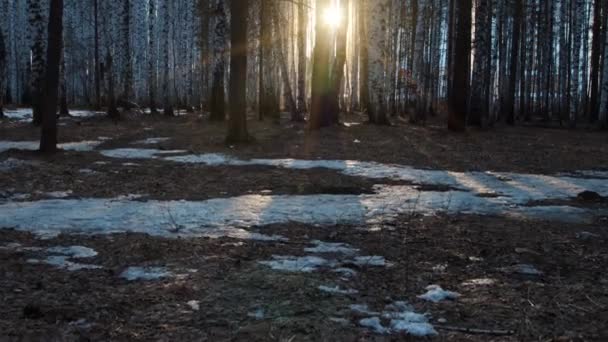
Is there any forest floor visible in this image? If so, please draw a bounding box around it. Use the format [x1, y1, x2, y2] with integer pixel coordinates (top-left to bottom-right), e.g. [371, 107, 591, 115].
[1, 110, 608, 341]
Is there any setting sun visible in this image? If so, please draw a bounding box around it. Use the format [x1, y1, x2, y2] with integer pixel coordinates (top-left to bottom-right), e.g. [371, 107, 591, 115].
[323, 5, 343, 29]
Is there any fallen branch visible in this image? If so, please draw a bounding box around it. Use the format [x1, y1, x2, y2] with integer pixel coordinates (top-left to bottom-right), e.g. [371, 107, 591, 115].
[436, 325, 515, 336]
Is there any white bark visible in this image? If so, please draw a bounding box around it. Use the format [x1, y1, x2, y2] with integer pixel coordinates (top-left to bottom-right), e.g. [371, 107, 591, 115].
[366, 0, 388, 123]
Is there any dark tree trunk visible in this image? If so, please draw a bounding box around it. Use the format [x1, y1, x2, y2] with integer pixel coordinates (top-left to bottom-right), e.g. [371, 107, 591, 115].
[93, 0, 101, 110]
[327, 0, 348, 125]
[308, 0, 332, 130]
[39, 0, 63, 154]
[226, 0, 250, 143]
[589, 0, 602, 122]
[448, 0, 471, 132]
[505, 0, 522, 125]
[106, 52, 120, 120]
[0, 23, 6, 118]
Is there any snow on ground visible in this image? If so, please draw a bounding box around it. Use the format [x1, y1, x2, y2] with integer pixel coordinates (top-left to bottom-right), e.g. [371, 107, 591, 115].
[0, 140, 103, 153]
[131, 137, 171, 145]
[100, 148, 187, 159]
[120, 266, 171, 281]
[1, 108, 105, 122]
[304, 240, 359, 254]
[259, 255, 333, 272]
[354, 301, 437, 336]
[417, 285, 460, 303]
[26, 245, 101, 272]
[318, 285, 358, 295]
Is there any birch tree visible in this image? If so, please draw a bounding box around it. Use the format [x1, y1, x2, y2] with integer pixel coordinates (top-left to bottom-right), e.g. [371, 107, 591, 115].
[366, 0, 389, 125]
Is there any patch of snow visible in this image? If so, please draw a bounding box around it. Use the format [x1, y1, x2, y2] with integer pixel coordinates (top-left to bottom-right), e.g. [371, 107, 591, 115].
[2, 108, 103, 122]
[359, 317, 390, 334]
[45, 191, 73, 199]
[131, 137, 170, 145]
[349, 304, 380, 316]
[390, 320, 437, 337]
[304, 240, 359, 254]
[247, 307, 265, 320]
[462, 278, 496, 286]
[100, 148, 186, 159]
[28, 256, 102, 271]
[122, 162, 140, 167]
[318, 285, 358, 295]
[351, 256, 389, 267]
[47, 246, 98, 258]
[120, 266, 171, 281]
[333, 267, 357, 277]
[259, 255, 333, 272]
[417, 285, 460, 303]
[187, 300, 200, 311]
[355, 301, 437, 336]
[0, 140, 102, 153]
[78, 168, 97, 174]
[93, 161, 108, 165]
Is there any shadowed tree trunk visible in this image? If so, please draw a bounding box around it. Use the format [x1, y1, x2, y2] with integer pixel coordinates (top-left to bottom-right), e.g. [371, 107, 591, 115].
[106, 52, 120, 120]
[226, 0, 250, 143]
[296, 0, 307, 117]
[505, 0, 522, 125]
[0, 22, 6, 118]
[366, 0, 390, 125]
[148, 0, 158, 114]
[39, 0, 63, 154]
[448, 0, 471, 131]
[309, 0, 332, 129]
[209, 0, 226, 121]
[327, 0, 348, 125]
[93, 0, 101, 110]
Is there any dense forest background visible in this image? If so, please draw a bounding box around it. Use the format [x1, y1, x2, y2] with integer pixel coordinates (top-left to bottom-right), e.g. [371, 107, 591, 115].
[1, 0, 608, 136]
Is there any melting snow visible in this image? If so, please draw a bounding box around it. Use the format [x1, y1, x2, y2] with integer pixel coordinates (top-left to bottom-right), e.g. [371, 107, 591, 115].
[131, 137, 171, 145]
[247, 307, 265, 320]
[417, 285, 460, 303]
[100, 148, 187, 159]
[318, 285, 358, 295]
[259, 255, 333, 272]
[120, 266, 171, 281]
[304, 240, 359, 254]
[352, 256, 389, 267]
[353, 301, 437, 336]
[0, 140, 103, 153]
[45, 191, 73, 199]
[2, 108, 104, 122]
[462, 278, 496, 286]
[27, 245, 100, 272]
[187, 300, 200, 311]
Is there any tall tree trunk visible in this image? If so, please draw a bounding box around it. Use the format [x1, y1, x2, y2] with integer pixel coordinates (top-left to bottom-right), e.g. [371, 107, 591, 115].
[469, 0, 490, 126]
[367, 0, 389, 125]
[226, 0, 250, 143]
[121, 0, 133, 109]
[209, 0, 227, 121]
[0, 21, 6, 118]
[148, 0, 158, 114]
[93, 0, 101, 110]
[589, 0, 602, 122]
[39, 0, 63, 154]
[600, 7, 608, 127]
[162, 0, 173, 116]
[271, 2, 300, 121]
[327, 0, 348, 124]
[296, 0, 307, 117]
[29, 0, 48, 126]
[308, 0, 332, 129]
[505, 0, 522, 125]
[359, 0, 370, 117]
[58, 39, 68, 116]
[448, 0, 471, 131]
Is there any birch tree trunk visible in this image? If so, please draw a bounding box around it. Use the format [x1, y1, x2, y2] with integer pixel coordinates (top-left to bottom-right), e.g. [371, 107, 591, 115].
[209, 0, 226, 121]
[296, 0, 307, 116]
[366, 0, 389, 125]
[0, 21, 6, 118]
[148, 0, 158, 114]
[28, 0, 48, 126]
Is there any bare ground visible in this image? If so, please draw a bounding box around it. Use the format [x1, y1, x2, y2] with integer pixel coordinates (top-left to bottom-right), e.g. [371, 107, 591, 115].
[1, 111, 608, 341]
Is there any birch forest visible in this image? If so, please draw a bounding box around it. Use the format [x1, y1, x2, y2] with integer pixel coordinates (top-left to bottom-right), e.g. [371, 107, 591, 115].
[1, 0, 608, 145]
